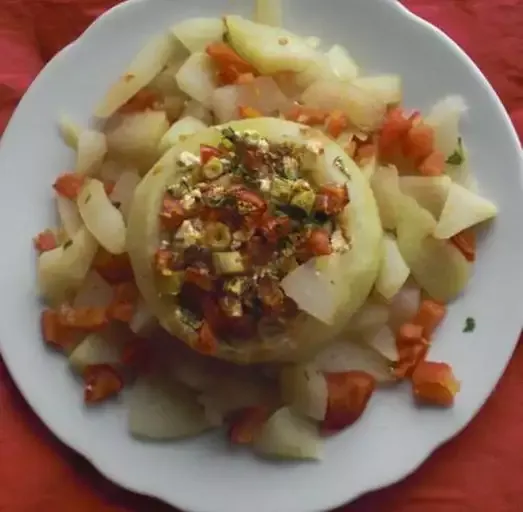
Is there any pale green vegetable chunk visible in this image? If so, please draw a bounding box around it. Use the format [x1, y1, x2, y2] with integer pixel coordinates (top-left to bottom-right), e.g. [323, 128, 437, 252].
[253, 407, 321, 460]
[69, 332, 124, 374]
[171, 18, 224, 53]
[399, 175, 451, 219]
[128, 375, 212, 440]
[375, 233, 410, 301]
[225, 16, 319, 74]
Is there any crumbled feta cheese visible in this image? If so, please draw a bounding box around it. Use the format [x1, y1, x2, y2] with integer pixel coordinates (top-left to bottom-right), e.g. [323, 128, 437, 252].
[331, 230, 349, 253]
[181, 194, 196, 210]
[243, 130, 269, 151]
[178, 151, 201, 167]
[175, 220, 202, 247]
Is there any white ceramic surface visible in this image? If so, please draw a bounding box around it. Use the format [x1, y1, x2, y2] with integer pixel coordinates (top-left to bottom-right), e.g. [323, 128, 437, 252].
[0, 1, 522, 511]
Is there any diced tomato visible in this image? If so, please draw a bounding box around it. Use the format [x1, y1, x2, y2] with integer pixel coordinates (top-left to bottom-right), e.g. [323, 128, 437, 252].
[104, 180, 116, 196]
[53, 173, 86, 200]
[159, 195, 186, 231]
[57, 304, 109, 330]
[83, 364, 123, 403]
[355, 142, 377, 163]
[397, 323, 425, 346]
[411, 361, 460, 407]
[228, 314, 257, 340]
[450, 228, 476, 262]
[315, 184, 350, 215]
[185, 266, 214, 292]
[109, 282, 139, 323]
[419, 150, 445, 176]
[155, 248, 174, 274]
[119, 88, 159, 114]
[325, 110, 349, 139]
[285, 105, 327, 125]
[257, 276, 285, 311]
[33, 229, 58, 253]
[304, 229, 332, 257]
[92, 248, 134, 284]
[202, 295, 227, 335]
[206, 42, 257, 86]
[260, 215, 292, 243]
[121, 337, 151, 372]
[195, 320, 219, 355]
[322, 371, 376, 432]
[246, 235, 275, 266]
[238, 105, 263, 119]
[200, 145, 222, 165]
[41, 309, 80, 350]
[403, 122, 435, 164]
[412, 300, 447, 339]
[229, 406, 270, 445]
[394, 343, 428, 379]
[379, 107, 413, 160]
[231, 187, 267, 216]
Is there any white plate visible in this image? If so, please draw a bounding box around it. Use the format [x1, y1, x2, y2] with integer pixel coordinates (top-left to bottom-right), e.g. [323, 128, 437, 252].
[0, 1, 522, 511]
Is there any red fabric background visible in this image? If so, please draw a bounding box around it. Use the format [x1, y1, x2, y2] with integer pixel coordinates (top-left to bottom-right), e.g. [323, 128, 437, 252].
[1, 1, 523, 511]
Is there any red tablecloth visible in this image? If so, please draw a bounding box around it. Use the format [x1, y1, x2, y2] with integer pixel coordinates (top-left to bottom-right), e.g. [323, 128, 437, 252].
[1, 1, 523, 511]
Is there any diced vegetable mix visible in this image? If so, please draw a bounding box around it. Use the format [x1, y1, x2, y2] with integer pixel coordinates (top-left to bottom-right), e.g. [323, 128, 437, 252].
[33, 0, 498, 460]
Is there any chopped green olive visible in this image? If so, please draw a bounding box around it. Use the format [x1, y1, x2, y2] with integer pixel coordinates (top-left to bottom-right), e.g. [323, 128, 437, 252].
[291, 189, 316, 215]
[157, 271, 185, 296]
[223, 276, 249, 296]
[270, 177, 293, 204]
[203, 222, 232, 251]
[213, 251, 246, 275]
[202, 157, 225, 180]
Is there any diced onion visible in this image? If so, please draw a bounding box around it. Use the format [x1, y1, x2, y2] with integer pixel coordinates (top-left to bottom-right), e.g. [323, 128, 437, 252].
[253, 407, 321, 460]
[313, 339, 395, 383]
[237, 76, 291, 115]
[375, 233, 410, 301]
[425, 95, 467, 157]
[211, 86, 241, 124]
[95, 32, 184, 118]
[433, 182, 498, 239]
[171, 18, 224, 53]
[38, 226, 98, 305]
[109, 171, 142, 221]
[281, 261, 337, 325]
[129, 298, 157, 336]
[128, 375, 211, 440]
[301, 79, 386, 131]
[347, 301, 389, 335]
[77, 179, 126, 255]
[181, 100, 214, 125]
[56, 195, 83, 238]
[176, 53, 217, 107]
[363, 324, 398, 362]
[76, 130, 107, 176]
[73, 270, 114, 308]
[388, 280, 421, 332]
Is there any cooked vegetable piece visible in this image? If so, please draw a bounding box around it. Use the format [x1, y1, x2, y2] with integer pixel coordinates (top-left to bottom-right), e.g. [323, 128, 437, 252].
[83, 364, 123, 403]
[419, 151, 445, 177]
[41, 309, 82, 350]
[352, 75, 402, 106]
[57, 304, 108, 330]
[370, 165, 401, 230]
[398, 175, 451, 219]
[128, 375, 211, 439]
[253, 407, 321, 460]
[433, 182, 498, 239]
[363, 324, 398, 361]
[280, 365, 328, 421]
[95, 32, 182, 118]
[109, 171, 141, 220]
[53, 173, 86, 200]
[69, 332, 125, 373]
[176, 52, 217, 107]
[109, 282, 139, 322]
[375, 233, 410, 300]
[159, 116, 207, 154]
[411, 361, 460, 406]
[450, 228, 476, 262]
[76, 130, 107, 176]
[38, 227, 98, 305]
[34, 230, 58, 253]
[212, 252, 246, 275]
[56, 195, 83, 237]
[412, 299, 447, 339]
[77, 179, 127, 255]
[171, 18, 224, 53]
[58, 114, 82, 148]
[92, 248, 134, 284]
[322, 371, 376, 432]
[225, 16, 319, 74]
[325, 45, 359, 81]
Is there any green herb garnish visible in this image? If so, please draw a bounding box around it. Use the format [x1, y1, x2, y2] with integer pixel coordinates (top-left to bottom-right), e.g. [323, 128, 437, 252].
[446, 137, 464, 166]
[463, 316, 476, 333]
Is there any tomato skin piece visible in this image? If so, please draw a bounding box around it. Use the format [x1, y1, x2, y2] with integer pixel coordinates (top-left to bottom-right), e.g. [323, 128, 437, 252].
[403, 122, 435, 164]
[419, 151, 445, 176]
[53, 173, 86, 200]
[34, 230, 58, 253]
[229, 406, 270, 445]
[83, 364, 123, 404]
[304, 229, 332, 257]
[92, 249, 134, 284]
[109, 282, 139, 322]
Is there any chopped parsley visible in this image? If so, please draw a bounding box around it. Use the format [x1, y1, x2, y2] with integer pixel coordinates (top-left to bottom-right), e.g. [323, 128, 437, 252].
[446, 137, 464, 166]
[463, 317, 476, 333]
